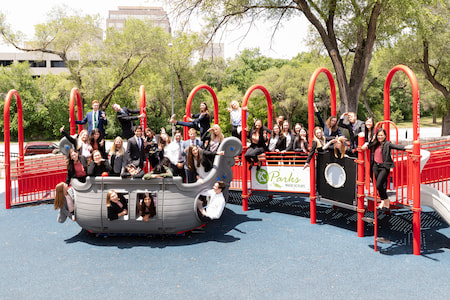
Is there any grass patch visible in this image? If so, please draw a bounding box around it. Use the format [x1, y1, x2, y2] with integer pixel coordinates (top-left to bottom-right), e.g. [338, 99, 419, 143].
[396, 116, 441, 128]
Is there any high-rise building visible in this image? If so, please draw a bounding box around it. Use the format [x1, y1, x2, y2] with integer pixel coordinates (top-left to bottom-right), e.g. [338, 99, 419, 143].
[106, 6, 171, 33]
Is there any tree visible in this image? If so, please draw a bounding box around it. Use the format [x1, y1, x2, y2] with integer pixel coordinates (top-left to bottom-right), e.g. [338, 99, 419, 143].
[0, 6, 102, 104]
[385, 1, 449, 134]
[173, 0, 428, 114]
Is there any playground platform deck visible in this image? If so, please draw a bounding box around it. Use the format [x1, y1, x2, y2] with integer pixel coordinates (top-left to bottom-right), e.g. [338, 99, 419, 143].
[1, 184, 449, 299]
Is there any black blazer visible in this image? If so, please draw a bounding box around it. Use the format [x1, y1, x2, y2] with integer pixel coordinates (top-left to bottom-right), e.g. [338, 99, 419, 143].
[127, 136, 146, 169]
[306, 139, 327, 164]
[368, 141, 405, 169]
[107, 195, 128, 220]
[87, 160, 112, 176]
[269, 134, 286, 152]
[117, 107, 141, 140]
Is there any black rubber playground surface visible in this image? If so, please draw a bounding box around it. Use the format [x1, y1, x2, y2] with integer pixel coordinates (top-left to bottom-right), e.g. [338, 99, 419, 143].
[1, 189, 449, 299]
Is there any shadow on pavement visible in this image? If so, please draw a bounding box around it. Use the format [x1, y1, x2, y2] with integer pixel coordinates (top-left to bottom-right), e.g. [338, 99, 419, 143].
[64, 207, 262, 248]
[229, 191, 450, 257]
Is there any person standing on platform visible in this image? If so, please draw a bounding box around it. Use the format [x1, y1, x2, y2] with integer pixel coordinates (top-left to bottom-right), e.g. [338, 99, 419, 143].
[76, 100, 107, 137]
[338, 111, 364, 149]
[164, 130, 186, 182]
[126, 125, 146, 170]
[112, 103, 146, 140]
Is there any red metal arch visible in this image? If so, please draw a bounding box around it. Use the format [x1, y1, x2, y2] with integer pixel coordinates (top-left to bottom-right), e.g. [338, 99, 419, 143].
[383, 64, 421, 255]
[184, 84, 219, 139]
[3, 90, 24, 209]
[69, 88, 84, 135]
[240, 84, 274, 211]
[139, 85, 147, 130]
[307, 67, 337, 224]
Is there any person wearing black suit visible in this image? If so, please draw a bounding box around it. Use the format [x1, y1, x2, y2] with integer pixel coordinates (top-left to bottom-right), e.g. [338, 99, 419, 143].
[126, 125, 146, 170]
[112, 103, 146, 140]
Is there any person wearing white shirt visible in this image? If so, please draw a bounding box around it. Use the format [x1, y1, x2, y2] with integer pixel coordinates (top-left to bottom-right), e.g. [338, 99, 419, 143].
[197, 181, 226, 221]
[164, 130, 186, 182]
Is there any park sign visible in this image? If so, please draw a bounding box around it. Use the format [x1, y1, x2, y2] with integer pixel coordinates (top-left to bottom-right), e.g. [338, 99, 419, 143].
[251, 166, 310, 193]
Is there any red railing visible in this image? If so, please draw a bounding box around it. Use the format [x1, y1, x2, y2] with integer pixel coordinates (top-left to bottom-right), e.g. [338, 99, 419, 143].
[9, 155, 67, 206]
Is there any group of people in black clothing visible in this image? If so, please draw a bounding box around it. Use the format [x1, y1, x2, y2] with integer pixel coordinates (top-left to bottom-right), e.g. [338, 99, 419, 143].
[55, 98, 410, 221]
[60, 100, 224, 186]
[242, 103, 411, 211]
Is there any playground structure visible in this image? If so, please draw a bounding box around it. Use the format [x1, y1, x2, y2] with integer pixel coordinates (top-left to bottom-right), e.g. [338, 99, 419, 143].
[2, 65, 450, 255]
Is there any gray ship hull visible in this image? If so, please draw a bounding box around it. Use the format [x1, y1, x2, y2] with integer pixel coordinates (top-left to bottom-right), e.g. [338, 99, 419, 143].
[70, 137, 242, 234]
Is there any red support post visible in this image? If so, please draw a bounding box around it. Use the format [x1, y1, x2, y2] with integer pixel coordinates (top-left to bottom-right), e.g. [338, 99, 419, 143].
[357, 133, 366, 237]
[69, 88, 84, 135]
[241, 85, 274, 211]
[139, 85, 147, 131]
[384, 65, 420, 255]
[307, 67, 337, 224]
[3, 90, 24, 209]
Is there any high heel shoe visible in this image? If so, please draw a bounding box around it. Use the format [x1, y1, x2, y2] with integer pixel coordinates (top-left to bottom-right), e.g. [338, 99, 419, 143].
[256, 161, 262, 170]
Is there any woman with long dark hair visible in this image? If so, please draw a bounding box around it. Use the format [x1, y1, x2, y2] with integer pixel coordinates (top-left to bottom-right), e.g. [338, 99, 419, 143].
[169, 102, 211, 140]
[245, 119, 271, 170]
[65, 148, 87, 184]
[368, 128, 410, 210]
[186, 145, 224, 183]
[314, 103, 341, 140]
[139, 193, 156, 221]
[89, 128, 107, 159]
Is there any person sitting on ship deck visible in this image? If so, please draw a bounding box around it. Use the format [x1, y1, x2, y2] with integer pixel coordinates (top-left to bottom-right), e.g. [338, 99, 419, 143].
[143, 158, 173, 179]
[197, 181, 226, 222]
[106, 190, 128, 220]
[87, 150, 112, 177]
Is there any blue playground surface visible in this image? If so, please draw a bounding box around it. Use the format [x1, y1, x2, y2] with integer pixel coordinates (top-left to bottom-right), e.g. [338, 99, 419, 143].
[1, 188, 449, 299]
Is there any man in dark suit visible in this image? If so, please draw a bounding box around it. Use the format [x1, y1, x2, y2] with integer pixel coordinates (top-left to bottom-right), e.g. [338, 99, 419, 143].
[183, 128, 203, 183]
[112, 103, 146, 140]
[126, 125, 146, 170]
[76, 100, 107, 136]
[338, 112, 365, 149]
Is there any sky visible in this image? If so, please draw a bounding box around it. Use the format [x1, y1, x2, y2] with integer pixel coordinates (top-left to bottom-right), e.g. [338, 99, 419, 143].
[0, 0, 310, 59]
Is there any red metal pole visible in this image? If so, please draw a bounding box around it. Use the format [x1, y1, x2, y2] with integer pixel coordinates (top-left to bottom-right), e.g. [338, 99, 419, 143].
[241, 84, 274, 211]
[307, 67, 337, 224]
[139, 85, 147, 131]
[3, 90, 24, 209]
[384, 65, 420, 255]
[184, 84, 219, 140]
[357, 133, 365, 237]
[69, 88, 83, 135]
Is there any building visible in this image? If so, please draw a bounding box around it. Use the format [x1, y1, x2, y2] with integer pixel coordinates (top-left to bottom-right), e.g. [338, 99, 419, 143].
[0, 52, 70, 76]
[200, 43, 225, 60]
[106, 6, 171, 33]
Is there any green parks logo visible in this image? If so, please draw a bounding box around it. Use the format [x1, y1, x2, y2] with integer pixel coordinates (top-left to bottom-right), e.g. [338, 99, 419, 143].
[256, 169, 268, 184]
